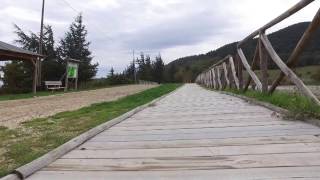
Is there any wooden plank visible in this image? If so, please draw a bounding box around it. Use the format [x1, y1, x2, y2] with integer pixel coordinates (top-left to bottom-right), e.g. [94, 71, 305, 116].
[27, 167, 320, 180]
[228, 56, 240, 89]
[91, 129, 320, 142]
[237, 48, 262, 91]
[46, 152, 320, 171]
[78, 135, 320, 150]
[260, 33, 320, 105]
[112, 121, 297, 131]
[102, 124, 317, 136]
[64, 143, 320, 159]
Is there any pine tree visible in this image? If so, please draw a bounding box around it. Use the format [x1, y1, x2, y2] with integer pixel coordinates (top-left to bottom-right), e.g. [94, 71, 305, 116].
[109, 67, 115, 78]
[137, 52, 146, 80]
[123, 61, 135, 80]
[58, 14, 98, 82]
[152, 54, 165, 83]
[2, 24, 63, 92]
[145, 55, 152, 81]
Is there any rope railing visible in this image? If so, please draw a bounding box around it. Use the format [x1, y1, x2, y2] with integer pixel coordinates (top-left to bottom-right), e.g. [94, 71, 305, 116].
[196, 0, 320, 106]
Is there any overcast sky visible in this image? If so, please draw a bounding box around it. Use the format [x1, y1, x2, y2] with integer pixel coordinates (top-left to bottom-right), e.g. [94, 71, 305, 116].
[0, 0, 319, 77]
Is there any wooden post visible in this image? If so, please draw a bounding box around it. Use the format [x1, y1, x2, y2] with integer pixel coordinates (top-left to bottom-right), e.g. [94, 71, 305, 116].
[32, 59, 37, 94]
[229, 56, 240, 90]
[217, 67, 222, 90]
[236, 54, 244, 90]
[223, 62, 230, 87]
[237, 48, 262, 92]
[269, 8, 320, 93]
[211, 69, 217, 89]
[65, 59, 68, 92]
[259, 33, 269, 93]
[260, 33, 320, 106]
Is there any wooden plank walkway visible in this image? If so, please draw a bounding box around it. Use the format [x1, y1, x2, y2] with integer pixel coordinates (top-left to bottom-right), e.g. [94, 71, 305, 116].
[27, 84, 320, 180]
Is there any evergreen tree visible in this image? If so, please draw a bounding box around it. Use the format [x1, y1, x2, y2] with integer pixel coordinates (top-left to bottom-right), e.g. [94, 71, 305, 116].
[152, 54, 165, 83]
[2, 24, 62, 92]
[109, 67, 115, 78]
[58, 14, 98, 82]
[145, 55, 152, 81]
[137, 52, 145, 80]
[123, 61, 135, 80]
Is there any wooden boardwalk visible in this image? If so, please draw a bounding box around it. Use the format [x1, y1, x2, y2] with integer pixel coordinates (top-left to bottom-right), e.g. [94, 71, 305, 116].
[27, 84, 320, 179]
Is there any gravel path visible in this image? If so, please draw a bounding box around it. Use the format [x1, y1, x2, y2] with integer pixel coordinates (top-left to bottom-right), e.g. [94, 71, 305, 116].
[0, 85, 157, 128]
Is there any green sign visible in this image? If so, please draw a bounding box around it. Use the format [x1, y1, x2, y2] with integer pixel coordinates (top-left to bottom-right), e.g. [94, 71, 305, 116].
[67, 62, 78, 78]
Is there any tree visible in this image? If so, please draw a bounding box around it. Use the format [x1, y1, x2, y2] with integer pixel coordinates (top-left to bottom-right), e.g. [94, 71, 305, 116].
[58, 14, 98, 82]
[152, 55, 165, 83]
[109, 67, 115, 78]
[145, 55, 152, 81]
[123, 61, 135, 80]
[136, 52, 146, 80]
[2, 24, 63, 92]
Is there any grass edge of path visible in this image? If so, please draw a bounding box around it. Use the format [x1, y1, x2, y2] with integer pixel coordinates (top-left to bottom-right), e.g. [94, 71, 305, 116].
[0, 83, 181, 177]
[207, 87, 320, 120]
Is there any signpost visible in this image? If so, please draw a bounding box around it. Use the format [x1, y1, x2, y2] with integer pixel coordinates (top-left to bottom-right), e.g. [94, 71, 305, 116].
[65, 58, 80, 91]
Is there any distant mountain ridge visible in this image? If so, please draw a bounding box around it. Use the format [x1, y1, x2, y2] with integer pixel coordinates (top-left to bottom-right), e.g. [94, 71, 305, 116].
[165, 22, 320, 82]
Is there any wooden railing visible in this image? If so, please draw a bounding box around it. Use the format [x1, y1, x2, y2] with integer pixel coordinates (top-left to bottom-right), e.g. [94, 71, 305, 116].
[196, 0, 320, 106]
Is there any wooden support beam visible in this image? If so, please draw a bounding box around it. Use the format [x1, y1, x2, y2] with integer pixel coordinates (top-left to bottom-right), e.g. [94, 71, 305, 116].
[238, 0, 315, 47]
[229, 56, 240, 89]
[244, 43, 260, 91]
[260, 33, 320, 106]
[237, 48, 263, 92]
[223, 62, 230, 87]
[259, 33, 269, 93]
[32, 59, 37, 94]
[269, 8, 320, 93]
[217, 67, 222, 90]
[235, 54, 244, 90]
[211, 69, 217, 89]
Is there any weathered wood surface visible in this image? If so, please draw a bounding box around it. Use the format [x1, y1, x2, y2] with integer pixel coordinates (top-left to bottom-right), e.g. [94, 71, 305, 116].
[237, 48, 262, 91]
[27, 84, 320, 180]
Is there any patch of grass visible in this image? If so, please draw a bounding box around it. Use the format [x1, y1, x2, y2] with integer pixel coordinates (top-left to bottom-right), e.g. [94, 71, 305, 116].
[0, 84, 181, 177]
[225, 88, 320, 119]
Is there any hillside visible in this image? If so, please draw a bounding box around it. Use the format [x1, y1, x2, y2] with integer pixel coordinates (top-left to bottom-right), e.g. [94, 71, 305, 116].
[165, 22, 320, 82]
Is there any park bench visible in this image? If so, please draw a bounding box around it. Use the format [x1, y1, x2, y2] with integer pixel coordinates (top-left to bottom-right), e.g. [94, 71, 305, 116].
[44, 81, 64, 91]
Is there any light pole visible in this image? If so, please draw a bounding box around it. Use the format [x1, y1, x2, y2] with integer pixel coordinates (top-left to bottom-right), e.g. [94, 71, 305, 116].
[38, 0, 45, 85]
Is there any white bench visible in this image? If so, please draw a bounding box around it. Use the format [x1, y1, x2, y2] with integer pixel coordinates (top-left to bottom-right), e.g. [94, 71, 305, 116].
[44, 81, 65, 91]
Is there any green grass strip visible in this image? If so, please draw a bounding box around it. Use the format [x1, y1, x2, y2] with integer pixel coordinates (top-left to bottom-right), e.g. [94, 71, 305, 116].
[224, 88, 320, 119]
[0, 84, 181, 177]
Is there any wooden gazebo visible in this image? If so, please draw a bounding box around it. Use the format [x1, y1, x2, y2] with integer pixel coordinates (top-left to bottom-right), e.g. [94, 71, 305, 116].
[0, 41, 43, 94]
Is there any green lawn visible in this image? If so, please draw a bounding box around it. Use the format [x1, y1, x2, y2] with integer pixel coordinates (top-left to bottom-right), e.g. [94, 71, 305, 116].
[0, 84, 181, 177]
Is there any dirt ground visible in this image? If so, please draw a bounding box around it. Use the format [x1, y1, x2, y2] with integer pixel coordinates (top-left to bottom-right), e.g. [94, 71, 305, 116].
[0, 85, 157, 128]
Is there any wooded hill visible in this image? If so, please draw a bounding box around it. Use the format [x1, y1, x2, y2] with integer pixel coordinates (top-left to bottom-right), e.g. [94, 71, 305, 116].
[165, 22, 320, 82]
